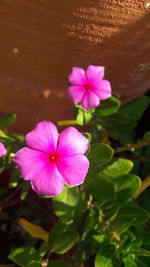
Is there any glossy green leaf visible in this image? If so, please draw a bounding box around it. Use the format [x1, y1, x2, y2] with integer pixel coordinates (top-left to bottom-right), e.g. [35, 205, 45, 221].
[37, 242, 49, 257]
[118, 204, 149, 225]
[88, 143, 113, 169]
[119, 96, 150, 121]
[123, 257, 137, 267]
[111, 202, 149, 232]
[101, 158, 133, 179]
[91, 234, 105, 244]
[95, 95, 120, 117]
[96, 96, 150, 145]
[85, 172, 115, 201]
[99, 113, 135, 145]
[53, 187, 80, 221]
[8, 247, 42, 267]
[95, 245, 115, 267]
[112, 174, 141, 203]
[49, 221, 79, 254]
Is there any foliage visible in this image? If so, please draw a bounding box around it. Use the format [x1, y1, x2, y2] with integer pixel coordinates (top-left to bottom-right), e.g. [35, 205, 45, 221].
[0, 95, 150, 267]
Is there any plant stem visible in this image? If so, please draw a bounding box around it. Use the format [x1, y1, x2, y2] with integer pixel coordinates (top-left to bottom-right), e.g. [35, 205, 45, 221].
[115, 141, 150, 154]
[121, 155, 150, 161]
[57, 120, 78, 126]
[134, 174, 150, 199]
[0, 182, 22, 209]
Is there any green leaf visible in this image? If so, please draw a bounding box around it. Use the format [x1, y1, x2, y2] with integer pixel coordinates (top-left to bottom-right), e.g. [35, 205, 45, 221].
[136, 232, 150, 251]
[20, 181, 30, 200]
[119, 96, 150, 121]
[112, 174, 141, 203]
[82, 208, 98, 239]
[88, 143, 113, 169]
[111, 202, 149, 232]
[143, 130, 150, 141]
[91, 234, 105, 244]
[48, 260, 71, 267]
[75, 105, 94, 125]
[49, 221, 79, 254]
[117, 204, 149, 224]
[28, 262, 43, 267]
[123, 257, 137, 267]
[85, 172, 115, 201]
[97, 96, 150, 145]
[99, 113, 135, 145]
[9, 168, 21, 188]
[37, 242, 49, 257]
[53, 187, 80, 221]
[8, 247, 42, 267]
[95, 96, 120, 117]
[101, 113, 135, 131]
[134, 249, 150, 257]
[101, 158, 133, 179]
[0, 114, 16, 129]
[135, 259, 148, 267]
[76, 108, 84, 125]
[95, 245, 115, 267]
[0, 130, 14, 143]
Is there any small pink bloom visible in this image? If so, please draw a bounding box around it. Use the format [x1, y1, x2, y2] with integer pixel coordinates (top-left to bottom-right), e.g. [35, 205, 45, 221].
[14, 121, 89, 196]
[67, 65, 112, 110]
[0, 142, 6, 157]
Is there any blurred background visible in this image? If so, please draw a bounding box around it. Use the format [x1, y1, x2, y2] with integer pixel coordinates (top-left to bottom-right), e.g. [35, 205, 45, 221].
[0, 0, 149, 133]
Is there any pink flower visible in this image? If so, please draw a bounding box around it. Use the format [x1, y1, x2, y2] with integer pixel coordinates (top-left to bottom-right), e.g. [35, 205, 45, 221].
[14, 121, 89, 196]
[67, 65, 112, 111]
[0, 142, 6, 157]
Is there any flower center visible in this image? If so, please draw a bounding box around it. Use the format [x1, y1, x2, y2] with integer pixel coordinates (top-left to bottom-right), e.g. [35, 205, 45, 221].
[84, 82, 92, 91]
[49, 152, 59, 163]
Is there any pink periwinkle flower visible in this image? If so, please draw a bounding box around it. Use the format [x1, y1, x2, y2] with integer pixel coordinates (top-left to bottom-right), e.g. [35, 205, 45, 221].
[67, 65, 112, 111]
[14, 121, 89, 196]
[0, 142, 6, 157]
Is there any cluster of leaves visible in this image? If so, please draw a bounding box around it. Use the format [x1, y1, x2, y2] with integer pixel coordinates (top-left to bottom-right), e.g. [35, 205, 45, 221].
[0, 95, 150, 267]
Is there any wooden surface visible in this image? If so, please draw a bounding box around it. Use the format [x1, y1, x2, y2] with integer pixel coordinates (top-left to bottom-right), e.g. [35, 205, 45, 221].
[0, 0, 149, 133]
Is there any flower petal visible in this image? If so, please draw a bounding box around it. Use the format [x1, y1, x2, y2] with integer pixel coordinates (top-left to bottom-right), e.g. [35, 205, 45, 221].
[31, 163, 64, 196]
[81, 90, 100, 111]
[0, 142, 6, 157]
[26, 121, 58, 153]
[13, 147, 49, 181]
[58, 127, 88, 156]
[92, 80, 112, 99]
[67, 85, 85, 104]
[68, 67, 86, 85]
[86, 65, 104, 82]
[57, 154, 89, 186]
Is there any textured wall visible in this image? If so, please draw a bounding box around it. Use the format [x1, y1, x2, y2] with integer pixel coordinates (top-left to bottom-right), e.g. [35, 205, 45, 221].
[0, 0, 149, 133]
